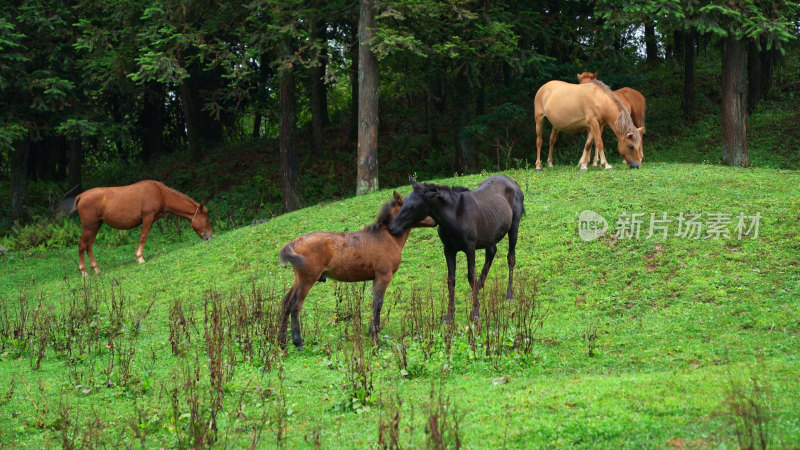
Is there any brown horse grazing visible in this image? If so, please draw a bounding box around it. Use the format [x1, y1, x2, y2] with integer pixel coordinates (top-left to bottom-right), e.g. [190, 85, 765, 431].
[534, 79, 645, 171]
[71, 180, 212, 277]
[278, 192, 434, 349]
[576, 72, 646, 167]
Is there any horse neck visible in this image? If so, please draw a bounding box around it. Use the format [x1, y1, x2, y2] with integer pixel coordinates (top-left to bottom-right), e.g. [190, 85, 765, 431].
[428, 193, 462, 229]
[600, 93, 634, 139]
[162, 188, 199, 220]
[606, 110, 630, 139]
[390, 228, 412, 249]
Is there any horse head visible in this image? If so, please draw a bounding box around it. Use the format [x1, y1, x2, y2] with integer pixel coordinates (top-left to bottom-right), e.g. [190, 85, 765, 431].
[190, 204, 214, 240]
[577, 71, 598, 84]
[618, 127, 645, 169]
[389, 178, 441, 235]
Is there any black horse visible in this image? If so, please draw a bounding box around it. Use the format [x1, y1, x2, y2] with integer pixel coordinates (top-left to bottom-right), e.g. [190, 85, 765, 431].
[389, 175, 525, 322]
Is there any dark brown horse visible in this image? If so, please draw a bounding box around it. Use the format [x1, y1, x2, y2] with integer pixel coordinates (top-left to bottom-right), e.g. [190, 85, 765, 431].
[278, 192, 434, 349]
[70, 180, 212, 277]
[389, 175, 525, 323]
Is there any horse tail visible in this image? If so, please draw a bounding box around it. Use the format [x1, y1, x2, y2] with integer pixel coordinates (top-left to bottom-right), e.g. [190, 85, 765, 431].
[279, 241, 305, 268]
[55, 196, 79, 220]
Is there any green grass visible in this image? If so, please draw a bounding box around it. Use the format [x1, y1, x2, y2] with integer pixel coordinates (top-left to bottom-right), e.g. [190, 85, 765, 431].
[1, 163, 799, 448]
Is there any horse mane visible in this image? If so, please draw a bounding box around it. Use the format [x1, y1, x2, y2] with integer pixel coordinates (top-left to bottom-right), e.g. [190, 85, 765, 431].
[155, 181, 202, 209]
[415, 183, 471, 195]
[364, 199, 397, 233]
[591, 80, 641, 143]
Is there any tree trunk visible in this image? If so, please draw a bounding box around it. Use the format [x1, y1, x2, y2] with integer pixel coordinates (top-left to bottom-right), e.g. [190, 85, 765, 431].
[645, 21, 658, 63]
[667, 29, 681, 60]
[758, 37, 774, 102]
[356, 0, 379, 195]
[749, 35, 775, 114]
[10, 137, 30, 223]
[68, 138, 82, 193]
[252, 52, 274, 140]
[178, 77, 202, 161]
[348, 21, 359, 145]
[747, 39, 761, 114]
[279, 38, 303, 212]
[682, 29, 695, 121]
[56, 136, 68, 180]
[454, 72, 474, 173]
[141, 82, 165, 160]
[252, 112, 262, 138]
[721, 34, 748, 167]
[310, 19, 328, 159]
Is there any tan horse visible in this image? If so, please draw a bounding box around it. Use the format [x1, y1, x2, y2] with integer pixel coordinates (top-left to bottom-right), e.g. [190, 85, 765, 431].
[534, 79, 645, 170]
[577, 72, 646, 166]
[278, 192, 434, 348]
[71, 180, 212, 276]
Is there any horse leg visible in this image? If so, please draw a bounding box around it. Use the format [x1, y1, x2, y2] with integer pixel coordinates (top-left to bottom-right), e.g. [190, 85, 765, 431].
[506, 215, 521, 301]
[580, 122, 603, 171]
[596, 125, 612, 169]
[534, 114, 544, 171]
[578, 133, 593, 171]
[547, 129, 559, 168]
[369, 272, 393, 345]
[277, 286, 296, 349]
[78, 223, 101, 277]
[135, 216, 155, 263]
[477, 245, 497, 291]
[444, 249, 457, 324]
[590, 129, 599, 167]
[289, 281, 314, 349]
[465, 248, 480, 322]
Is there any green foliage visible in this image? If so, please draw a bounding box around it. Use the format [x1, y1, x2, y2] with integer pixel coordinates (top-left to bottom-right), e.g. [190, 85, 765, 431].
[3, 218, 82, 252]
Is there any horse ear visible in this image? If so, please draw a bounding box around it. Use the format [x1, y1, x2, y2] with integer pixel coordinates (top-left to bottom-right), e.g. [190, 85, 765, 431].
[576, 73, 581, 81]
[593, 71, 598, 78]
[393, 191, 403, 204]
[637, 126, 646, 136]
[625, 132, 633, 140]
[408, 174, 418, 186]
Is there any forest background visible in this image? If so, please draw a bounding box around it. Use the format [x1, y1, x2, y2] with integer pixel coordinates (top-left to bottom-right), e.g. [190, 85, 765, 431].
[1, 0, 798, 238]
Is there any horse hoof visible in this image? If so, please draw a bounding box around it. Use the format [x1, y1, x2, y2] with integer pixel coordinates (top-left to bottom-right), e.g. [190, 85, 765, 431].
[443, 315, 454, 325]
[535, 167, 542, 172]
[580, 167, 588, 172]
[137, 258, 145, 264]
[93, 268, 101, 274]
[547, 163, 553, 168]
[605, 166, 613, 170]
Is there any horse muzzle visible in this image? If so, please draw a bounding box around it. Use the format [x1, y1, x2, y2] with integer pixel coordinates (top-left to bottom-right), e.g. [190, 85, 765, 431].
[202, 232, 213, 241]
[628, 162, 641, 169]
[388, 224, 404, 236]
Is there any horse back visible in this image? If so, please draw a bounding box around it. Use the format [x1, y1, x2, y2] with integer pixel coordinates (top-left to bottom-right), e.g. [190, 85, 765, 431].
[535, 81, 610, 131]
[76, 181, 166, 229]
[614, 87, 645, 127]
[468, 176, 523, 246]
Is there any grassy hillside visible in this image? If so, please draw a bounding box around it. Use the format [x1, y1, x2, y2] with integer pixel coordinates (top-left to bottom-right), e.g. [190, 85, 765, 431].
[1, 163, 798, 448]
